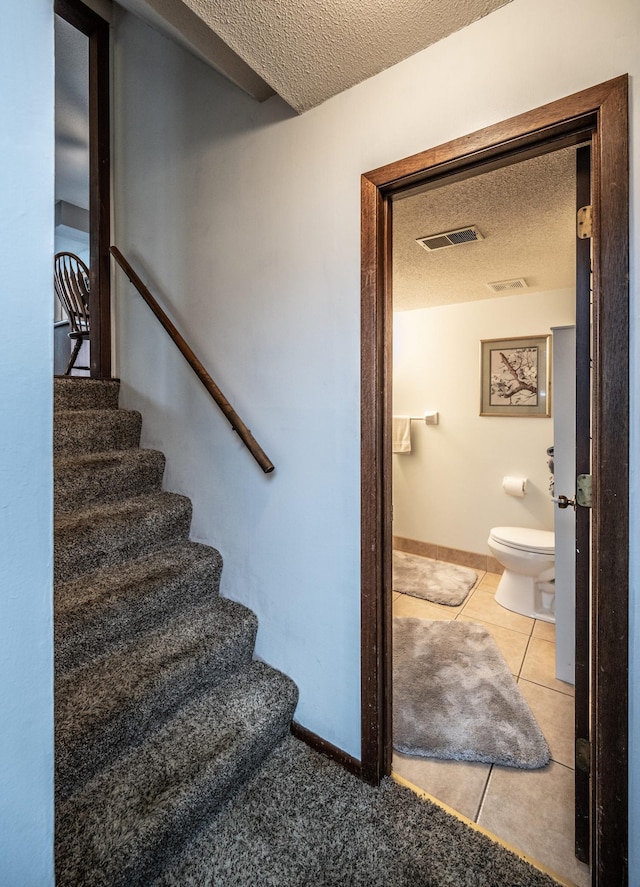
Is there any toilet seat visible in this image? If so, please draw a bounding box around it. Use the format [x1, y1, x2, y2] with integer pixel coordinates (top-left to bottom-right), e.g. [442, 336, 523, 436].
[489, 526, 554, 555]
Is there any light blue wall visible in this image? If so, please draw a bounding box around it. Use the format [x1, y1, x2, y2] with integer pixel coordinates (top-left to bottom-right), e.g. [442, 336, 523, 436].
[112, 0, 638, 863]
[0, 3, 55, 884]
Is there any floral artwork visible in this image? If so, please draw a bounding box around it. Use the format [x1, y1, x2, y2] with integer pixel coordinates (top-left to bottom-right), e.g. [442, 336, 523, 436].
[490, 346, 538, 406]
[480, 335, 550, 417]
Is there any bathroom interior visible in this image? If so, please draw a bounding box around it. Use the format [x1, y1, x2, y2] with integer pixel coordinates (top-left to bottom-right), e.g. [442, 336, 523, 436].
[390, 146, 590, 887]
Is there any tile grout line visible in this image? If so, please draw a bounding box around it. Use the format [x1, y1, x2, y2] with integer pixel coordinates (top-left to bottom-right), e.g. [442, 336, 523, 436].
[518, 673, 575, 698]
[519, 630, 535, 681]
[474, 763, 493, 823]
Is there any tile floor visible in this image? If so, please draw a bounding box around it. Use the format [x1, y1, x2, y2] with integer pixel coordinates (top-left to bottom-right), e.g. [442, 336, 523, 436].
[392, 567, 591, 887]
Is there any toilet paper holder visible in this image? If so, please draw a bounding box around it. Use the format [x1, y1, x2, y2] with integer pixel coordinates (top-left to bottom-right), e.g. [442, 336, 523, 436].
[503, 476, 527, 497]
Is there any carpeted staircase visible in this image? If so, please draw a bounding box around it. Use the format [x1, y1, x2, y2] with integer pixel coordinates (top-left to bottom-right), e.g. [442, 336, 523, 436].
[54, 377, 298, 886]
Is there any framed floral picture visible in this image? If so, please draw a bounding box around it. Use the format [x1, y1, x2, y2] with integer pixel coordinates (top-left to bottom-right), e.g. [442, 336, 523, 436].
[480, 335, 550, 417]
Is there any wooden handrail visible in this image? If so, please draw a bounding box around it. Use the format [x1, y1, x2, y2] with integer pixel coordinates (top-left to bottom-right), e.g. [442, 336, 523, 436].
[110, 246, 275, 474]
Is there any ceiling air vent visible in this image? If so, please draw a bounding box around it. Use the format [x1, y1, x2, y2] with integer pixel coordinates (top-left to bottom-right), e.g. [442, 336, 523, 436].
[416, 225, 484, 252]
[486, 278, 529, 294]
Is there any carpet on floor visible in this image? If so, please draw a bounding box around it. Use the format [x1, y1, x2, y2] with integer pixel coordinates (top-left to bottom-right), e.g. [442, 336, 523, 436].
[393, 550, 476, 606]
[152, 735, 560, 887]
[393, 618, 550, 769]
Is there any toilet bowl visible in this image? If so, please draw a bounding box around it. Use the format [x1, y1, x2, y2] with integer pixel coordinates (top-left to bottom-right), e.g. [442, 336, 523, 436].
[488, 526, 556, 623]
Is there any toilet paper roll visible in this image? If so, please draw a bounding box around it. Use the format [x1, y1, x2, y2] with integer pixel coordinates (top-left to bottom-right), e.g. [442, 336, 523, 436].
[503, 475, 527, 497]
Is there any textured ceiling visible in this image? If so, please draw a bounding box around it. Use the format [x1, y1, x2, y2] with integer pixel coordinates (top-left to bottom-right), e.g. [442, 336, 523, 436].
[176, 0, 513, 112]
[392, 147, 578, 311]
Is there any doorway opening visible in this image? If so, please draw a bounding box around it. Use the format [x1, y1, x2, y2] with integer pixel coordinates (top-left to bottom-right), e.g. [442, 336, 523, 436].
[54, 0, 111, 379]
[389, 144, 586, 885]
[360, 76, 628, 885]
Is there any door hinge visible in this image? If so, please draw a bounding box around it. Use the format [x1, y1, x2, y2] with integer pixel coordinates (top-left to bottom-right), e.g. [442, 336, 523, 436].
[576, 474, 592, 508]
[577, 205, 593, 239]
[576, 737, 591, 774]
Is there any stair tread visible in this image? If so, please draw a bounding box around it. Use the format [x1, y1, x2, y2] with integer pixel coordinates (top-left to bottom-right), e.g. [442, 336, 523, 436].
[54, 447, 166, 513]
[54, 377, 120, 411]
[56, 662, 298, 887]
[56, 541, 222, 666]
[54, 492, 192, 585]
[54, 446, 164, 470]
[56, 594, 259, 798]
[55, 490, 189, 530]
[55, 407, 138, 419]
[54, 408, 142, 455]
[57, 594, 257, 735]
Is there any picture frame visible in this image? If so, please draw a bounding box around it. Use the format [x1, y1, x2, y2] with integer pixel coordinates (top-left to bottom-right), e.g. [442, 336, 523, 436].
[480, 335, 550, 417]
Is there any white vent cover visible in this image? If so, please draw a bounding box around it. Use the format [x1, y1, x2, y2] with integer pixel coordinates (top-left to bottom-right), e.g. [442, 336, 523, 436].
[486, 278, 529, 294]
[416, 225, 484, 252]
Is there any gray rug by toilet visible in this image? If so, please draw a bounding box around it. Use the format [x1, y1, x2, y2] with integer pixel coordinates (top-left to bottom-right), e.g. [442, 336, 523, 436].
[393, 618, 550, 769]
[393, 550, 476, 606]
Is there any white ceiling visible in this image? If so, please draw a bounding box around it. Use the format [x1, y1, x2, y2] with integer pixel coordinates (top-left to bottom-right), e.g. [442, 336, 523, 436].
[392, 147, 578, 311]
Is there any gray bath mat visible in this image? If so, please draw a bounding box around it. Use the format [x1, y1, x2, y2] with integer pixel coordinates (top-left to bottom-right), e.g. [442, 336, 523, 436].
[393, 550, 476, 606]
[393, 618, 550, 769]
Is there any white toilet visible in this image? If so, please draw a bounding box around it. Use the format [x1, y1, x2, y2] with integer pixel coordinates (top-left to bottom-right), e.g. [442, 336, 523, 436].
[487, 526, 556, 623]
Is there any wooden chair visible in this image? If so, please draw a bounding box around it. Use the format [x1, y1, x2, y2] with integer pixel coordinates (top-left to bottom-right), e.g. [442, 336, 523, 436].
[54, 252, 91, 375]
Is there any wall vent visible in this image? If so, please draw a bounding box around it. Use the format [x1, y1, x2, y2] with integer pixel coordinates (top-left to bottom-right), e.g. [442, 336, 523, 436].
[416, 225, 484, 252]
[486, 277, 528, 294]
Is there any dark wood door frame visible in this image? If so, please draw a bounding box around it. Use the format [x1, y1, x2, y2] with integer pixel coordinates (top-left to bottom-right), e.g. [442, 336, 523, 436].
[55, 0, 111, 378]
[360, 76, 629, 884]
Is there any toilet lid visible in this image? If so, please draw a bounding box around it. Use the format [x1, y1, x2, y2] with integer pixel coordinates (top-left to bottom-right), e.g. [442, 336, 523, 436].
[490, 526, 555, 554]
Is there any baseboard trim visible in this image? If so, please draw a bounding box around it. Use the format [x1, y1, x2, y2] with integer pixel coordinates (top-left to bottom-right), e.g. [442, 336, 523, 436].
[290, 722, 363, 778]
[393, 535, 503, 575]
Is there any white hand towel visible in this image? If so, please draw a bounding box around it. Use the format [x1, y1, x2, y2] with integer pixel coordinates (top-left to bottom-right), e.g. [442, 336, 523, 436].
[392, 416, 412, 454]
